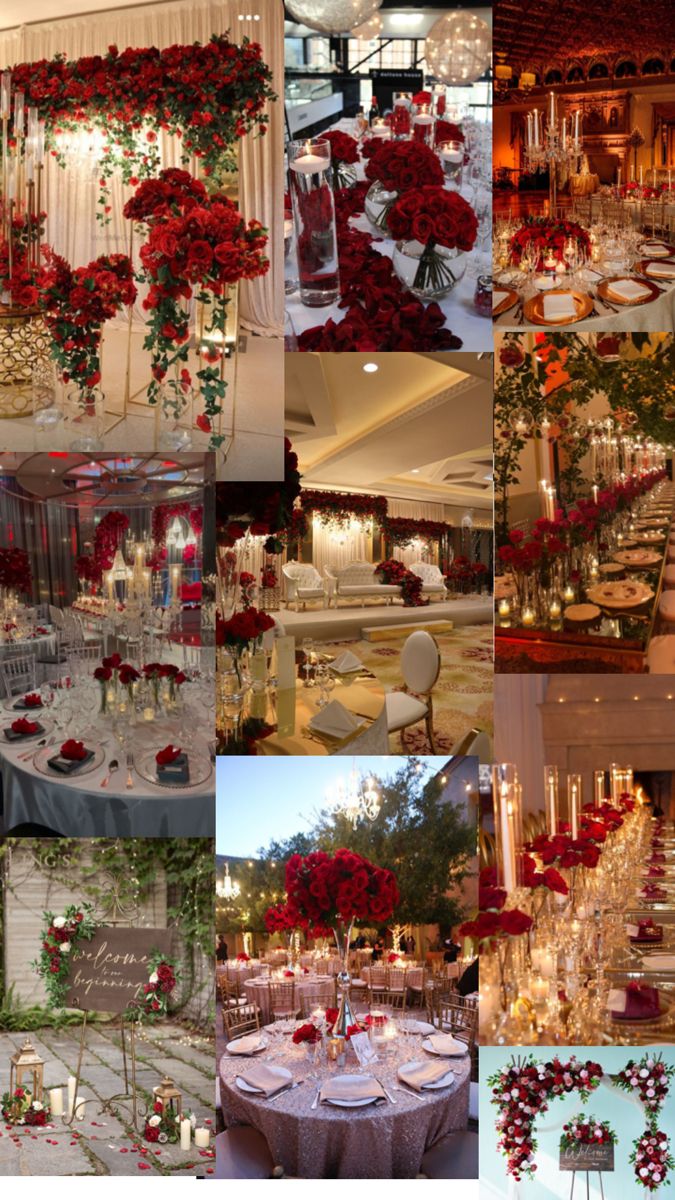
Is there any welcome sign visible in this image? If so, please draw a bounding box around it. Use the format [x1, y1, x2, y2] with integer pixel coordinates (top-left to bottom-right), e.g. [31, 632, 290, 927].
[65, 928, 173, 1014]
[560, 1144, 615, 1172]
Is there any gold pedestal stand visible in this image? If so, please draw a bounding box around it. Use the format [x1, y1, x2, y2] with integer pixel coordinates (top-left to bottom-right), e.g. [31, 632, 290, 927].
[0, 304, 52, 417]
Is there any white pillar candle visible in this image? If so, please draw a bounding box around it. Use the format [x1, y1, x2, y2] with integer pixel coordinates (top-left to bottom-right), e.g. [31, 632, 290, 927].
[194, 1127, 210, 1148]
[290, 153, 330, 175]
[67, 1075, 77, 1116]
[539, 950, 556, 979]
[180, 1118, 192, 1150]
[76, 1096, 86, 1120]
[49, 1087, 63, 1117]
[549, 92, 555, 125]
[441, 148, 463, 164]
[640, 166, 643, 187]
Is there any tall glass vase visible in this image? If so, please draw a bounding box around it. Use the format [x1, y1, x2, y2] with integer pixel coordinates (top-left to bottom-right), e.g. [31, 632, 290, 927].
[330, 919, 356, 1038]
[288, 138, 340, 308]
[217, 527, 252, 620]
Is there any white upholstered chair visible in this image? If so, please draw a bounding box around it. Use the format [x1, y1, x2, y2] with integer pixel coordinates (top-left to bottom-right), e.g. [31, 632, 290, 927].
[409, 562, 447, 599]
[450, 727, 493, 763]
[282, 561, 326, 611]
[385, 631, 441, 752]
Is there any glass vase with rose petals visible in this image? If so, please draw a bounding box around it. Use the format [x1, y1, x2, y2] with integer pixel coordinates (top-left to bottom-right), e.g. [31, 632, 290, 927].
[389, 186, 478, 300]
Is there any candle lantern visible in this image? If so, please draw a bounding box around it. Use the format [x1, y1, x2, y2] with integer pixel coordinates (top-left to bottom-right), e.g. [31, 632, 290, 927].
[152, 1075, 182, 1119]
[544, 764, 559, 835]
[492, 762, 522, 894]
[9, 1038, 45, 1102]
[567, 773, 582, 839]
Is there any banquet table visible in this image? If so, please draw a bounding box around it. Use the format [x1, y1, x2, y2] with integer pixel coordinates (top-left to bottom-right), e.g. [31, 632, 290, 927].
[233, 666, 388, 755]
[0, 697, 214, 836]
[243, 976, 339, 1024]
[494, 268, 675, 331]
[219, 1018, 470, 1178]
[569, 172, 600, 196]
[286, 119, 492, 353]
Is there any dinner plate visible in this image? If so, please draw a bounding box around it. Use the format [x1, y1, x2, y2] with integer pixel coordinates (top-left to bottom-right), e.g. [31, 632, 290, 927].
[134, 747, 213, 790]
[635, 258, 675, 280]
[586, 581, 654, 609]
[226, 1037, 268, 1056]
[320, 1076, 385, 1108]
[523, 289, 593, 326]
[634, 531, 665, 544]
[235, 1067, 292, 1095]
[598, 563, 625, 576]
[421, 1037, 468, 1057]
[597, 276, 660, 306]
[399, 1060, 457, 1090]
[399, 1019, 435, 1035]
[492, 287, 518, 316]
[32, 742, 105, 779]
[612, 549, 662, 567]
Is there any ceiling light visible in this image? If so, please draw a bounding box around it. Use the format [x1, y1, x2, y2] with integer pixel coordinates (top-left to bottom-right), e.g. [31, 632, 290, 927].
[411, 468, 420, 474]
[390, 13, 423, 26]
[362, 362, 379, 373]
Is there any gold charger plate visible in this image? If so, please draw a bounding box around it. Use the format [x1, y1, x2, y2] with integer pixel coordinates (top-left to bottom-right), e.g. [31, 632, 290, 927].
[635, 258, 675, 280]
[564, 603, 601, 622]
[492, 287, 518, 317]
[609, 994, 673, 1030]
[586, 580, 654, 609]
[523, 289, 593, 326]
[597, 276, 660, 306]
[598, 562, 625, 576]
[634, 531, 665, 544]
[613, 549, 662, 568]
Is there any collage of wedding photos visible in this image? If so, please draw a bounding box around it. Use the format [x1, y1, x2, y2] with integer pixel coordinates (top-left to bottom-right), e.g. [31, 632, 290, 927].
[0, 0, 675, 1192]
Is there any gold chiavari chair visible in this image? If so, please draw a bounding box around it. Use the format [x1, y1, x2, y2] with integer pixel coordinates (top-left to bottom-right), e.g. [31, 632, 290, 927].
[268, 981, 299, 1020]
[220, 976, 246, 1009]
[298, 979, 336, 1017]
[223, 1000, 261, 1042]
[436, 997, 478, 1055]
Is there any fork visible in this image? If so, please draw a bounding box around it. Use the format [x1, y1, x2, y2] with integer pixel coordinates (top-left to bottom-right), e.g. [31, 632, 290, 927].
[392, 1085, 425, 1101]
[100, 758, 119, 788]
[126, 752, 134, 789]
[375, 1077, 396, 1104]
[310, 1086, 321, 1110]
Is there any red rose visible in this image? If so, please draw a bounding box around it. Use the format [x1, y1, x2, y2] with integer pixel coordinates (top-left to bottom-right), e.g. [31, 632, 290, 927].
[60, 739, 88, 761]
[156, 744, 181, 765]
[11, 717, 39, 735]
[499, 909, 533, 936]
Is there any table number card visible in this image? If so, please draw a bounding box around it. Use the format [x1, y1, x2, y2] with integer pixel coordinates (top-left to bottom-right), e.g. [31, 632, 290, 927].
[275, 636, 296, 691]
[350, 1032, 378, 1066]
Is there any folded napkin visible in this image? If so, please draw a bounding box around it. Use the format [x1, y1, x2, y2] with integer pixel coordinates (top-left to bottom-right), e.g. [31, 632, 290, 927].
[424, 1033, 468, 1057]
[652, 840, 665, 849]
[648, 865, 666, 877]
[642, 955, 675, 971]
[308, 699, 361, 739]
[319, 1075, 385, 1105]
[493, 290, 509, 308]
[640, 243, 670, 257]
[236, 1063, 292, 1098]
[400, 1019, 435, 1035]
[641, 884, 668, 899]
[331, 650, 364, 674]
[14, 693, 42, 709]
[609, 983, 660, 1020]
[650, 853, 666, 863]
[608, 279, 651, 302]
[227, 1033, 265, 1055]
[534, 274, 557, 291]
[627, 918, 663, 942]
[543, 293, 577, 321]
[645, 261, 675, 278]
[48, 740, 94, 773]
[398, 1059, 455, 1092]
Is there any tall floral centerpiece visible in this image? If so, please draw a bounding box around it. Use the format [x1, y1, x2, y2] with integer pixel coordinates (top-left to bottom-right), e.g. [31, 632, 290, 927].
[216, 606, 275, 685]
[284, 849, 399, 1037]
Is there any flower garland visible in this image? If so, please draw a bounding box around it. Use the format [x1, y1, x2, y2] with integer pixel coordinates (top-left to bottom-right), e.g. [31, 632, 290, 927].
[33, 903, 98, 1007]
[285, 848, 399, 929]
[0, 547, 32, 594]
[216, 439, 302, 548]
[375, 558, 428, 607]
[125, 952, 178, 1022]
[381, 515, 453, 547]
[560, 1113, 617, 1150]
[10, 36, 275, 221]
[631, 1131, 675, 1191]
[488, 1055, 604, 1180]
[1, 1090, 51, 1127]
[300, 489, 388, 528]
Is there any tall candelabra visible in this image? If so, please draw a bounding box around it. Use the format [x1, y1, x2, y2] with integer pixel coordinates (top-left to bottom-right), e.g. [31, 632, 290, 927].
[524, 92, 582, 213]
[1, 71, 47, 290]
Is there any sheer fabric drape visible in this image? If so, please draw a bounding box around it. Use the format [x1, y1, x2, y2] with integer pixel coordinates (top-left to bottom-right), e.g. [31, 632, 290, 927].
[0, 0, 283, 335]
[494, 676, 549, 820]
[310, 523, 370, 577]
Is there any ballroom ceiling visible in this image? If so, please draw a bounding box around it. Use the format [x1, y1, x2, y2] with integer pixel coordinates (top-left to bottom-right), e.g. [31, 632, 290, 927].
[285, 353, 492, 511]
[494, 0, 675, 77]
[0, 454, 204, 507]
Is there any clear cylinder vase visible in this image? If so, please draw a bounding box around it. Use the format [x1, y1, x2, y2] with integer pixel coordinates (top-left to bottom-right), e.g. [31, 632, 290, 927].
[288, 138, 340, 308]
[157, 380, 194, 451]
[66, 385, 104, 451]
[331, 919, 356, 1038]
[364, 180, 399, 236]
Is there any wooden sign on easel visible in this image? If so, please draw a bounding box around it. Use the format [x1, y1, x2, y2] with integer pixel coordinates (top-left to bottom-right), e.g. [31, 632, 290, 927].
[65, 928, 172, 1013]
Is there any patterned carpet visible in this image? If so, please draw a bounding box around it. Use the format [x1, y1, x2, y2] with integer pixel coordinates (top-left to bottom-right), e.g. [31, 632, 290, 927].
[322, 624, 494, 754]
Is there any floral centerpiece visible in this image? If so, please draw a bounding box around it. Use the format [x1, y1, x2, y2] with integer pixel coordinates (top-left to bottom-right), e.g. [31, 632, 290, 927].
[1, 1089, 51, 1126]
[285, 849, 399, 1036]
[375, 558, 427, 607]
[0, 547, 32, 595]
[509, 217, 591, 269]
[364, 140, 444, 234]
[631, 1130, 675, 1191]
[144, 1101, 181, 1144]
[216, 606, 275, 685]
[388, 186, 478, 299]
[322, 130, 359, 191]
[560, 1113, 617, 1150]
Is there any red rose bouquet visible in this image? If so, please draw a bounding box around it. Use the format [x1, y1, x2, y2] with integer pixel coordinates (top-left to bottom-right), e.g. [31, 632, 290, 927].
[292, 1022, 321, 1045]
[387, 186, 478, 296]
[0, 547, 32, 594]
[264, 901, 294, 934]
[123, 168, 208, 225]
[365, 140, 444, 193]
[509, 217, 591, 268]
[284, 848, 399, 930]
[144, 1099, 180, 1144]
[216, 606, 275, 651]
[0, 210, 47, 308]
[322, 130, 359, 190]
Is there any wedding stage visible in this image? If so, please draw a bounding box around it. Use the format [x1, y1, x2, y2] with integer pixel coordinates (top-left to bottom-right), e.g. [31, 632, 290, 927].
[280, 594, 491, 642]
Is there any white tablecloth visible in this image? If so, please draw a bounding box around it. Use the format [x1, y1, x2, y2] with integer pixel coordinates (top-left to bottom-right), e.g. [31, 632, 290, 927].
[0, 631, 57, 665]
[287, 121, 492, 353]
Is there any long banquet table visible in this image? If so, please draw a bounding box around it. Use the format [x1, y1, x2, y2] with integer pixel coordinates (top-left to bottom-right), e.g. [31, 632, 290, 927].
[219, 1017, 470, 1178]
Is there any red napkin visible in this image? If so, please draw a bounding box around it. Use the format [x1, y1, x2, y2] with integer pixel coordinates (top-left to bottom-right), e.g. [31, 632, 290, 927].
[631, 918, 663, 942]
[648, 865, 666, 876]
[23, 693, 42, 707]
[650, 853, 666, 863]
[613, 984, 660, 1021]
[11, 718, 39, 735]
[642, 884, 667, 899]
[60, 739, 88, 761]
[156, 744, 181, 766]
[652, 840, 665, 849]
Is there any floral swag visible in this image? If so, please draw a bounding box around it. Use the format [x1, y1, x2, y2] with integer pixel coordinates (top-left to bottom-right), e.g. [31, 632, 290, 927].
[300, 490, 388, 529]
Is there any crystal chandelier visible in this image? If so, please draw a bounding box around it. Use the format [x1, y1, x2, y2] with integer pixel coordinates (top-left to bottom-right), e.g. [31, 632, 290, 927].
[166, 515, 188, 550]
[327, 763, 381, 829]
[216, 861, 240, 900]
[111, 546, 128, 580]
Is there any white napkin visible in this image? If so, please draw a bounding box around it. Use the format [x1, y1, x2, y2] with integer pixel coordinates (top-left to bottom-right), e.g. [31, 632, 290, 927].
[493, 290, 509, 308]
[398, 1059, 455, 1091]
[236, 1063, 292, 1097]
[424, 1033, 468, 1057]
[331, 650, 363, 674]
[608, 279, 651, 302]
[533, 274, 557, 291]
[400, 1019, 435, 1035]
[308, 699, 360, 738]
[543, 293, 577, 321]
[626, 923, 640, 938]
[227, 1033, 265, 1055]
[645, 261, 675, 278]
[642, 955, 675, 970]
[641, 244, 670, 257]
[607, 988, 627, 1013]
[319, 1075, 385, 1104]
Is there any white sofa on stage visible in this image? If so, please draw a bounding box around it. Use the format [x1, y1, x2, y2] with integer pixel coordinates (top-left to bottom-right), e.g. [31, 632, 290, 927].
[409, 562, 447, 599]
[282, 561, 327, 611]
[325, 561, 402, 608]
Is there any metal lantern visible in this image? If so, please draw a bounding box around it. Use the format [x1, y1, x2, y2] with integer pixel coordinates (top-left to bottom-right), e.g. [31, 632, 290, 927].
[9, 1038, 45, 1102]
[153, 1076, 182, 1118]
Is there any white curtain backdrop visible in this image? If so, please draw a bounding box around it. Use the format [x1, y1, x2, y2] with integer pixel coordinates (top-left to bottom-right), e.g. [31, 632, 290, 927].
[387, 498, 446, 567]
[0, 0, 283, 335]
[311, 523, 370, 578]
[494, 676, 549, 818]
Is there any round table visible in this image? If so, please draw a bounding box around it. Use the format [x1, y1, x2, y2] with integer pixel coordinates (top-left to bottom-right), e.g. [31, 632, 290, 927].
[0, 629, 57, 665]
[0, 689, 214, 835]
[244, 976, 337, 1024]
[219, 1019, 470, 1178]
[236, 670, 389, 756]
[569, 172, 599, 196]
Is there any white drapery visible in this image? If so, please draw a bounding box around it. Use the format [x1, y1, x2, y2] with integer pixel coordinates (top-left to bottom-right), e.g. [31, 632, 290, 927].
[310, 520, 370, 578]
[386, 499, 447, 567]
[494, 675, 549, 820]
[0, 0, 283, 335]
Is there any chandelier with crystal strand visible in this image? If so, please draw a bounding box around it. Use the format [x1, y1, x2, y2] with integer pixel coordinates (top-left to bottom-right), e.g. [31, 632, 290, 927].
[216, 861, 241, 900]
[327, 763, 381, 829]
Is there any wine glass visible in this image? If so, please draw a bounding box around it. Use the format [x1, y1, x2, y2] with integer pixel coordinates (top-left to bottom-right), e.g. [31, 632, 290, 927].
[301, 638, 315, 688]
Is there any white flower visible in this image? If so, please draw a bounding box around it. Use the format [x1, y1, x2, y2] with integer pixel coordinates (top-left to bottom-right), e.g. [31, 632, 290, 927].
[60, 942, 71, 954]
[32, 1102, 43, 1112]
[640, 1069, 649, 1078]
[511, 1088, 519, 1098]
[647, 1059, 655, 1069]
[653, 1175, 662, 1183]
[647, 1088, 655, 1098]
[149, 972, 159, 984]
[53, 916, 66, 929]
[148, 1115, 161, 1127]
[640, 1168, 649, 1177]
